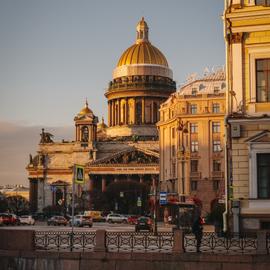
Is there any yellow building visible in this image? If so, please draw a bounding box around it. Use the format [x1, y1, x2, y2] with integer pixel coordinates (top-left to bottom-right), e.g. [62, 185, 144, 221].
[224, 0, 270, 232]
[158, 70, 226, 213]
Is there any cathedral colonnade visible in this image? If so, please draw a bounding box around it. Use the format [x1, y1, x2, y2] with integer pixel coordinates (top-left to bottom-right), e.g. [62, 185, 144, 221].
[108, 97, 160, 126]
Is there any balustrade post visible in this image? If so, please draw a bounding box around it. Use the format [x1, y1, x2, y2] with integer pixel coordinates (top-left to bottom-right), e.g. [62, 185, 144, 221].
[172, 229, 184, 253]
[94, 229, 107, 252]
[257, 230, 267, 255]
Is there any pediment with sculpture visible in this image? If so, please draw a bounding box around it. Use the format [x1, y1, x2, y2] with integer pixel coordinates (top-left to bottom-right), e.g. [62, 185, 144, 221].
[90, 148, 159, 166]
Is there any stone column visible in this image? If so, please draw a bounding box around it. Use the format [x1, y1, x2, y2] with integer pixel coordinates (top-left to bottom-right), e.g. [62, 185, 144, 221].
[102, 176, 106, 192]
[108, 101, 111, 126]
[94, 230, 107, 252]
[125, 98, 128, 125]
[118, 99, 121, 125]
[142, 97, 145, 124]
[112, 100, 115, 126]
[151, 100, 154, 123]
[89, 175, 94, 192]
[172, 230, 184, 253]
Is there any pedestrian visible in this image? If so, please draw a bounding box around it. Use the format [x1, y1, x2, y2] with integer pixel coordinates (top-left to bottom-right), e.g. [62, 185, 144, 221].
[192, 216, 204, 252]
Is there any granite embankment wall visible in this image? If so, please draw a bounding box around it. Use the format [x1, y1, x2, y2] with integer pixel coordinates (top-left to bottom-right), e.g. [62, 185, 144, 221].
[1, 229, 270, 270]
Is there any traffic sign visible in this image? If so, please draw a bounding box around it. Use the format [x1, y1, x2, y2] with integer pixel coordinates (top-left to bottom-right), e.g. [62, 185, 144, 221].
[159, 191, 167, 205]
[74, 165, 85, 184]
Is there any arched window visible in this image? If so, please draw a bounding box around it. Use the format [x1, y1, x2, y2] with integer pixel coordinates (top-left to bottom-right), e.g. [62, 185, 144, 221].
[136, 100, 142, 125]
[81, 126, 89, 142]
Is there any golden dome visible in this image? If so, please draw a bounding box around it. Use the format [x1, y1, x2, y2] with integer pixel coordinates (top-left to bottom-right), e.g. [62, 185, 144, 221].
[116, 18, 169, 68]
[78, 99, 93, 115]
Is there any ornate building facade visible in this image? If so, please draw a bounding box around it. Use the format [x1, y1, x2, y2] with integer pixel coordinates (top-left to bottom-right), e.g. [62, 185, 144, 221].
[26, 18, 176, 214]
[224, 0, 270, 232]
[158, 70, 226, 213]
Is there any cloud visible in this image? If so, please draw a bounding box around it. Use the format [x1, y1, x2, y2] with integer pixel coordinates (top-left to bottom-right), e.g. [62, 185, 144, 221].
[0, 121, 73, 187]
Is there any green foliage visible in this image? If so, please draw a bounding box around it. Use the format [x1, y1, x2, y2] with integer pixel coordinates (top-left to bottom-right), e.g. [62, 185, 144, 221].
[0, 193, 8, 212]
[6, 195, 30, 215]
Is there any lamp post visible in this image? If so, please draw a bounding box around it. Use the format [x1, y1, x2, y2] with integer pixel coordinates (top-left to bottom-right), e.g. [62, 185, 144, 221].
[177, 119, 188, 203]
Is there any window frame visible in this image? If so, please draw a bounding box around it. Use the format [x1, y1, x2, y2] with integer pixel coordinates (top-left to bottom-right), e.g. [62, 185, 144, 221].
[212, 103, 220, 113]
[213, 140, 222, 152]
[212, 122, 221, 133]
[191, 180, 198, 191]
[190, 104, 197, 114]
[190, 123, 198, 134]
[249, 143, 270, 199]
[191, 141, 199, 152]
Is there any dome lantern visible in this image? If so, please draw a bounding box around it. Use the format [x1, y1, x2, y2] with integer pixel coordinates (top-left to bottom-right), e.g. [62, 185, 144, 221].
[136, 17, 149, 44]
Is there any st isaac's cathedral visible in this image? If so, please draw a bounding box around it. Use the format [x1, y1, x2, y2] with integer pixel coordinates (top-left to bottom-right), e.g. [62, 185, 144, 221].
[27, 18, 176, 214]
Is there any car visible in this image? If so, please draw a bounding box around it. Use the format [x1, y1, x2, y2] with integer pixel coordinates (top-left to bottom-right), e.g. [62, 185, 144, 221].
[47, 216, 67, 226]
[69, 215, 93, 227]
[106, 213, 128, 224]
[19, 215, 35, 225]
[127, 215, 139, 225]
[0, 213, 20, 225]
[135, 216, 153, 232]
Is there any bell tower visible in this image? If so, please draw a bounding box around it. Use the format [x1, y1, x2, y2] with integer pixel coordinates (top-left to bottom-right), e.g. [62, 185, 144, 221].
[74, 100, 98, 147]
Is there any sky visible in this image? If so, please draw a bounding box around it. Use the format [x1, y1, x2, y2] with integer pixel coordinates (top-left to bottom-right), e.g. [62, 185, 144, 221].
[0, 0, 225, 186]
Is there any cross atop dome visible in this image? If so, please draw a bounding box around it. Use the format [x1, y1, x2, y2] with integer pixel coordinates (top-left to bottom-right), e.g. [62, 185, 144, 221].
[136, 17, 149, 44]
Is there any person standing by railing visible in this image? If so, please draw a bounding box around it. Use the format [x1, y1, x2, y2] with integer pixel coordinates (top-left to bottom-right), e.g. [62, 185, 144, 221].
[192, 216, 204, 253]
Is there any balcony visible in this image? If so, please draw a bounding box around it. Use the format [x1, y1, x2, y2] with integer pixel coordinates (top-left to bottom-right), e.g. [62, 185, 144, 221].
[211, 171, 224, 178]
[190, 171, 201, 179]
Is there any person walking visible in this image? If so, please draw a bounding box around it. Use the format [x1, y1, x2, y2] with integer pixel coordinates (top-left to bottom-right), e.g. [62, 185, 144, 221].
[192, 216, 204, 252]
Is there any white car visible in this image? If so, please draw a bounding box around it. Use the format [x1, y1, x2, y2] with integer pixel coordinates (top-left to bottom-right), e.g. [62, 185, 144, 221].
[69, 215, 93, 227]
[106, 214, 128, 224]
[19, 215, 35, 225]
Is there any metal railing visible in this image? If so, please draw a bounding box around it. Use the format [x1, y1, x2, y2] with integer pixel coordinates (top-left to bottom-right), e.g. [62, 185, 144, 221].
[184, 232, 257, 254]
[35, 231, 96, 251]
[106, 232, 174, 252]
[34, 230, 268, 254]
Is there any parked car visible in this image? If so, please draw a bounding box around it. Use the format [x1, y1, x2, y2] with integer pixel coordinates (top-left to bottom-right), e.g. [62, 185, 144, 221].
[135, 216, 153, 232]
[19, 215, 35, 225]
[0, 213, 20, 226]
[127, 215, 139, 225]
[69, 215, 93, 227]
[106, 214, 128, 224]
[47, 216, 68, 226]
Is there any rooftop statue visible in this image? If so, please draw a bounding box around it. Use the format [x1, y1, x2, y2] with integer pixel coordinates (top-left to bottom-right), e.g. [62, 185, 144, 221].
[40, 128, 54, 144]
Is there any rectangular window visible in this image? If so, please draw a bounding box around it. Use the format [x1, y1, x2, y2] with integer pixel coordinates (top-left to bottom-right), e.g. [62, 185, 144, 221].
[214, 87, 219, 94]
[191, 141, 199, 152]
[213, 160, 221, 172]
[171, 145, 176, 157]
[212, 103, 220, 113]
[192, 88, 197, 95]
[191, 160, 198, 172]
[256, 59, 270, 102]
[190, 104, 197, 114]
[172, 127, 175, 139]
[172, 163, 176, 178]
[213, 180, 220, 191]
[212, 122, 220, 133]
[257, 153, 270, 199]
[191, 181, 197, 191]
[256, 0, 270, 6]
[190, 123, 198, 134]
[213, 141, 221, 152]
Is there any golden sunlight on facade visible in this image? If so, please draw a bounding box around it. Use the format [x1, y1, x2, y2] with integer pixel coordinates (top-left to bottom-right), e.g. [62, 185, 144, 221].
[224, 0, 270, 232]
[158, 69, 226, 214]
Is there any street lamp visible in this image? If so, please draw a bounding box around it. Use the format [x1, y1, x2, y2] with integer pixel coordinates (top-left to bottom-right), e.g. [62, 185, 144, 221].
[177, 119, 188, 202]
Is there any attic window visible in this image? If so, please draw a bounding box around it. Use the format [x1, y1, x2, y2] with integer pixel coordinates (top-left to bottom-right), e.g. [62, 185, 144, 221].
[192, 88, 197, 95]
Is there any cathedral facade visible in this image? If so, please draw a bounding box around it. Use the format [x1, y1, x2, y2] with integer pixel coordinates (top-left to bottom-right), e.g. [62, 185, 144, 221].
[27, 18, 176, 214]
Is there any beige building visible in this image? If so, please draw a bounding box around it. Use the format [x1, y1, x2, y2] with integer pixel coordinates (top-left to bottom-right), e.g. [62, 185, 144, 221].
[158, 70, 226, 213]
[224, 0, 270, 231]
[26, 18, 176, 214]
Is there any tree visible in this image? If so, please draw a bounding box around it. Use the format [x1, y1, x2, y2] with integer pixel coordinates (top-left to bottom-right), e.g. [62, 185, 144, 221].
[0, 192, 8, 212]
[6, 195, 30, 215]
